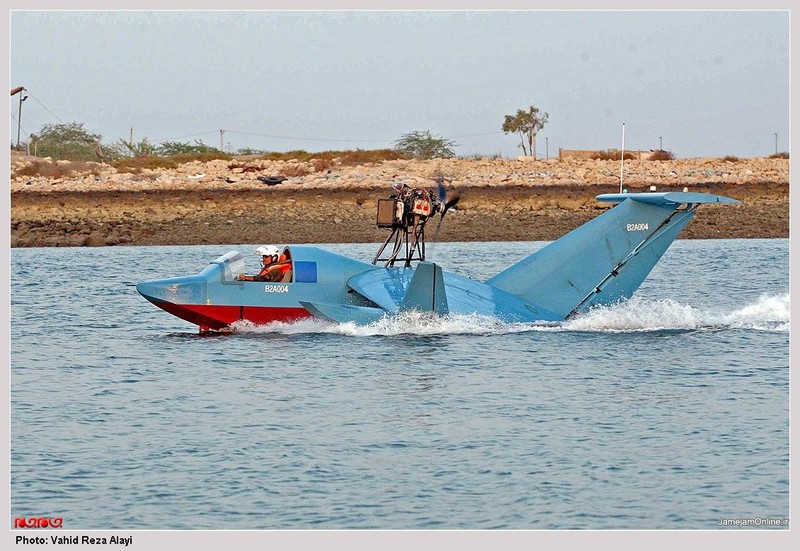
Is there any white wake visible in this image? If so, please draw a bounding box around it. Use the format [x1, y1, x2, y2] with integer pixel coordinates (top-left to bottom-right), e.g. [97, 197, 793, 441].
[230, 293, 789, 336]
[562, 294, 789, 333]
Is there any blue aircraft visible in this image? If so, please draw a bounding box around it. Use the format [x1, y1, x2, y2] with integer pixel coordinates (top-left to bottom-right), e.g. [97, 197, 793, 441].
[136, 188, 736, 331]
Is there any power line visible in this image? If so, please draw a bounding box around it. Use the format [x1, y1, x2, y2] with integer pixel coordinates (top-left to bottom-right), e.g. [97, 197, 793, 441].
[24, 91, 64, 124]
[150, 130, 220, 142]
[137, 128, 507, 150]
[449, 131, 505, 138]
[225, 129, 392, 144]
[9, 88, 508, 148]
[209, 129, 504, 144]
[8, 89, 61, 144]
[8, 110, 30, 141]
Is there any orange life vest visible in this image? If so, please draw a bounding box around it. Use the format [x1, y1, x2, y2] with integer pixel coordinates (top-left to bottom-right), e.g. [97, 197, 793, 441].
[259, 259, 292, 282]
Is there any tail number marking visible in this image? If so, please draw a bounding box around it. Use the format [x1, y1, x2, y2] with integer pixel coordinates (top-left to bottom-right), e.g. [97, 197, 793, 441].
[626, 223, 649, 231]
[264, 284, 289, 293]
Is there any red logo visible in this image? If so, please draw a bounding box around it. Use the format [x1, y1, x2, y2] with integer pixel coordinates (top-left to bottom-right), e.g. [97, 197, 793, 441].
[14, 517, 63, 528]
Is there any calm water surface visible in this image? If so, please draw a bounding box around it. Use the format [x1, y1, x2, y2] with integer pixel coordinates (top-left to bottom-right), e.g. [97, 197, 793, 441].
[10, 239, 789, 529]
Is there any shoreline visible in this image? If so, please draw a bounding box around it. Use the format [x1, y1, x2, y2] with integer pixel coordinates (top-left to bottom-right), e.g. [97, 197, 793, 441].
[10, 155, 789, 247]
[11, 180, 788, 248]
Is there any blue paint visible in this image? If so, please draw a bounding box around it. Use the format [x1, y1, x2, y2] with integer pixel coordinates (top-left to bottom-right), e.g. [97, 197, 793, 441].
[136, 192, 738, 328]
[294, 261, 318, 283]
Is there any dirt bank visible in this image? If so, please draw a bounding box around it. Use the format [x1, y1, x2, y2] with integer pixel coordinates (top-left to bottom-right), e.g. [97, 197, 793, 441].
[10, 180, 788, 248]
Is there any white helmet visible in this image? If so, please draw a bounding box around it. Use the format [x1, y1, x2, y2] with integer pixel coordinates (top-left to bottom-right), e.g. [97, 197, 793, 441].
[255, 245, 280, 262]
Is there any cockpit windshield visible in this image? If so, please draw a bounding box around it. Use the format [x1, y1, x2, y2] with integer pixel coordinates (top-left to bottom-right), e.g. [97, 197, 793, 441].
[212, 251, 246, 283]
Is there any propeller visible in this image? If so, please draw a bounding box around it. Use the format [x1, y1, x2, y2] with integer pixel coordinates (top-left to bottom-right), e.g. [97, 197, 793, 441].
[431, 175, 460, 243]
[435, 176, 460, 218]
[441, 195, 461, 218]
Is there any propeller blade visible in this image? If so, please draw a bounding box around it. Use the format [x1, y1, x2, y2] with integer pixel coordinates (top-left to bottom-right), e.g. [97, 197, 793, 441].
[429, 178, 457, 249]
[440, 195, 460, 219]
[436, 177, 447, 203]
[432, 217, 445, 243]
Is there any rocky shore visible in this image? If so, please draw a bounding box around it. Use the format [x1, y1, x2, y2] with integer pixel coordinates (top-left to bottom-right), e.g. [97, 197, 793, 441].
[10, 155, 789, 247]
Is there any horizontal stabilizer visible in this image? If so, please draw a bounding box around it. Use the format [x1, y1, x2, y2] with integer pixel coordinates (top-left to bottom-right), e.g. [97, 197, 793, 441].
[400, 261, 449, 315]
[596, 192, 738, 205]
[298, 300, 386, 325]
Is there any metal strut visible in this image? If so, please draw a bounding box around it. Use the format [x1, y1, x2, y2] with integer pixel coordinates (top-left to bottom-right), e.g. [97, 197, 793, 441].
[372, 222, 427, 267]
[566, 204, 698, 318]
[372, 184, 442, 267]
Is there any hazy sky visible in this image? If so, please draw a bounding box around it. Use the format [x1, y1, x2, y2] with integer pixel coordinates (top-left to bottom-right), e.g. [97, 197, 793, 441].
[8, 9, 790, 158]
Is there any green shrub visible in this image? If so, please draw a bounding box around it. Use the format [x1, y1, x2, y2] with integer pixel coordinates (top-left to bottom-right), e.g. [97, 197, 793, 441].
[30, 122, 103, 162]
[156, 140, 224, 157]
[394, 131, 457, 160]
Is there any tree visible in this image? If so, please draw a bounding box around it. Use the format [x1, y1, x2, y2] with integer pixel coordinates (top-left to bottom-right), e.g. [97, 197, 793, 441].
[502, 105, 549, 158]
[156, 140, 222, 157]
[394, 130, 457, 160]
[116, 136, 158, 158]
[32, 122, 103, 161]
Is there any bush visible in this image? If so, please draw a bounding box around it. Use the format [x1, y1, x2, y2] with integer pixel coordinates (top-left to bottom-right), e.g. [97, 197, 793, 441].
[394, 131, 457, 160]
[336, 149, 407, 165]
[589, 149, 637, 161]
[648, 149, 675, 161]
[256, 149, 318, 162]
[156, 140, 224, 157]
[235, 147, 266, 156]
[30, 122, 103, 162]
[12, 159, 101, 179]
[722, 155, 740, 162]
[112, 156, 179, 173]
[768, 152, 789, 159]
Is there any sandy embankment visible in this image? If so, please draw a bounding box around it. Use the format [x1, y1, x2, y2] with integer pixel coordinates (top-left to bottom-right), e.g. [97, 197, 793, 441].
[10, 155, 789, 247]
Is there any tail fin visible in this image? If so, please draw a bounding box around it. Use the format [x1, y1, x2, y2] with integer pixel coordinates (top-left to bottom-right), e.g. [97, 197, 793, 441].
[400, 261, 449, 315]
[486, 192, 736, 318]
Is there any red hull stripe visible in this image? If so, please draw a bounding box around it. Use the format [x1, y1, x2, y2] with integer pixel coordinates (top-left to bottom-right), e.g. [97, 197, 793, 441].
[151, 301, 311, 329]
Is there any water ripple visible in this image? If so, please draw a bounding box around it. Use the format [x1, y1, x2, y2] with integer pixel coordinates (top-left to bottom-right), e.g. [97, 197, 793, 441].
[9, 240, 789, 529]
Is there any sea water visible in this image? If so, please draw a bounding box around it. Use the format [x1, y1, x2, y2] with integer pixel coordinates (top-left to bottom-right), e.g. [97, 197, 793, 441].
[9, 239, 789, 530]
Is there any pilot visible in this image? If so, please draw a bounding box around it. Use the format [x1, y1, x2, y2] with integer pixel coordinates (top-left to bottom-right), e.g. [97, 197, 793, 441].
[236, 245, 292, 282]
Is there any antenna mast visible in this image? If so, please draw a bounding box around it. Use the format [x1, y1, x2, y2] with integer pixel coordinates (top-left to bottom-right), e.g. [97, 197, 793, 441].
[619, 122, 626, 193]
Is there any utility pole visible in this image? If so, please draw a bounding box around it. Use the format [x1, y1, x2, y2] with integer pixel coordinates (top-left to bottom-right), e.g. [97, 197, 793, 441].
[220, 129, 224, 151]
[659, 136, 663, 150]
[11, 86, 27, 148]
[545, 137, 549, 160]
[774, 132, 778, 155]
